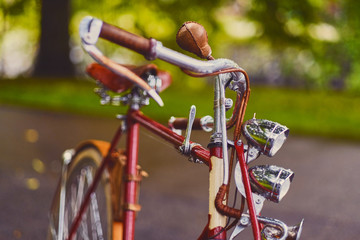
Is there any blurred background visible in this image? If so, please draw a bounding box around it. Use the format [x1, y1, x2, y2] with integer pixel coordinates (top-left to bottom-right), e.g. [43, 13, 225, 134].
[1, 0, 360, 87]
[1, 0, 360, 139]
[1, 0, 360, 239]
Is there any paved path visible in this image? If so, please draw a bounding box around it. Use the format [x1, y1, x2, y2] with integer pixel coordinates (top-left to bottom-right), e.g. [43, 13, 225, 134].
[0, 106, 359, 239]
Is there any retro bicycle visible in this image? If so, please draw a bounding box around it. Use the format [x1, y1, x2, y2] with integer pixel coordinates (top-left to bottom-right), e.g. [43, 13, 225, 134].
[47, 16, 304, 240]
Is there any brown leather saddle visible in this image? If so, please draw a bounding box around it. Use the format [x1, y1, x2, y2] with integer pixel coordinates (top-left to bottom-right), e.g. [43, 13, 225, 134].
[86, 63, 172, 93]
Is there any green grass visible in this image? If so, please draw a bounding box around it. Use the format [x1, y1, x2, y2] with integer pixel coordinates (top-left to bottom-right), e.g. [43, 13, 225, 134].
[1, 78, 360, 141]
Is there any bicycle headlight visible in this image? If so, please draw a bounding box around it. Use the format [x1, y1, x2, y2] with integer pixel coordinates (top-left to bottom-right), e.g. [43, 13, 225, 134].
[242, 119, 289, 157]
[249, 165, 294, 203]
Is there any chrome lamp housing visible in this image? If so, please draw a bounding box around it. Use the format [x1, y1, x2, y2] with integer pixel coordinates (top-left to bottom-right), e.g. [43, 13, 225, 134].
[249, 165, 294, 203]
[242, 119, 289, 157]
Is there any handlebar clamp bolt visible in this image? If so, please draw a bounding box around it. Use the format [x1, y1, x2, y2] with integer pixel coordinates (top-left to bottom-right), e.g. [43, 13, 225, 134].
[240, 216, 250, 226]
[224, 98, 233, 111]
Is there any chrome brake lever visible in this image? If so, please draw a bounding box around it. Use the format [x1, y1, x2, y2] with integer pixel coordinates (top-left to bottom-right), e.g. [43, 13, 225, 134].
[179, 105, 196, 155]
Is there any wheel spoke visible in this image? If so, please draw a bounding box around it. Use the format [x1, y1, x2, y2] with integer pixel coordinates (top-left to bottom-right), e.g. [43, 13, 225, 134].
[47, 148, 112, 240]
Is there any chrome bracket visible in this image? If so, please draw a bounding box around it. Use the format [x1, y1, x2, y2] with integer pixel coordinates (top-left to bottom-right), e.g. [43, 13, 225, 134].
[234, 161, 266, 214]
[230, 214, 290, 240]
[186, 143, 203, 164]
[116, 115, 128, 131]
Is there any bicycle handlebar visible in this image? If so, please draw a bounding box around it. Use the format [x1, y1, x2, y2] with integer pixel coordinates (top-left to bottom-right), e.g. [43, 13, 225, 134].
[99, 21, 157, 60]
[80, 17, 246, 78]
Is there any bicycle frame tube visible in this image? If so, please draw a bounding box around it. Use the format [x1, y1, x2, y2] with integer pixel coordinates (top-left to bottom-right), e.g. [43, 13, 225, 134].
[235, 142, 261, 240]
[123, 116, 139, 240]
[129, 110, 210, 165]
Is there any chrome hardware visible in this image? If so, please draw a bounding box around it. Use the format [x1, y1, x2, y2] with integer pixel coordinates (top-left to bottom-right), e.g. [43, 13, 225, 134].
[287, 219, 304, 240]
[94, 83, 130, 106]
[156, 41, 243, 75]
[62, 149, 75, 165]
[228, 71, 247, 95]
[94, 87, 111, 105]
[249, 165, 294, 203]
[79, 16, 102, 45]
[116, 115, 128, 131]
[234, 161, 266, 214]
[258, 215, 289, 240]
[116, 115, 127, 121]
[199, 115, 213, 132]
[227, 140, 235, 148]
[168, 116, 182, 135]
[240, 215, 250, 226]
[260, 217, 304, 240]
[94, 83, 158, 108]
[229, 215, 249, 240]
[224, 98, 233, 111]
[231, 214, 301, 240]
[179, 105, 196, 155]
[244, 145, 260, 163]
[213, 74, 231, 185]
[147, 75, 162, 92]
[187, 143, 204, 164]
[210, 132, 223, 145]
[242, 118, 289, 157]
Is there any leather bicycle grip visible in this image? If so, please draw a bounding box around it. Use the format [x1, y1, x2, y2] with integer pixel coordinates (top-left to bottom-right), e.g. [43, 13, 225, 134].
[99, 22, 154, 59]
[170, 118, 202, 130]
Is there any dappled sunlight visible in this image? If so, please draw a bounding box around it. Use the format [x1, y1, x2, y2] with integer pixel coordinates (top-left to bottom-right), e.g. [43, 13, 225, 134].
[308, 23, 340, 42]
[223, 19, 263, 40]
[25, 177, 40, 190]
[0, 29, 36, 77]
[32, 158, 45, 174]
[284, 19, 305, 36]
[24, 128, 39, 143]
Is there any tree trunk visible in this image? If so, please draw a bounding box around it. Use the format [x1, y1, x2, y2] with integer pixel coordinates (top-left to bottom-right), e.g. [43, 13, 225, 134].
[32, 0, 74, 77]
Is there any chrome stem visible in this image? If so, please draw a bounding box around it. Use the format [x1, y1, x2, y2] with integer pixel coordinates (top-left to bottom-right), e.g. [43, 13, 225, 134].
[218, 74, 230, 185]
[212, 75, 230, 185]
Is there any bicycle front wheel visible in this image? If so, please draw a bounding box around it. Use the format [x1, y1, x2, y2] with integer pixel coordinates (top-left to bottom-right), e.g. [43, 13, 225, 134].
[48, 143, 113, 240]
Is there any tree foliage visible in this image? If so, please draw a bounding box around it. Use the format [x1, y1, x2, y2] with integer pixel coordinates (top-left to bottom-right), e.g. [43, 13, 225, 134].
[1, 0, 360, 91]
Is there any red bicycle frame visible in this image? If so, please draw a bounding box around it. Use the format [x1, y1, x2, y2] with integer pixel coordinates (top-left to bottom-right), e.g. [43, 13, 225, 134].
[66, 107, 262, 240]
[67, 109, 214, 240]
